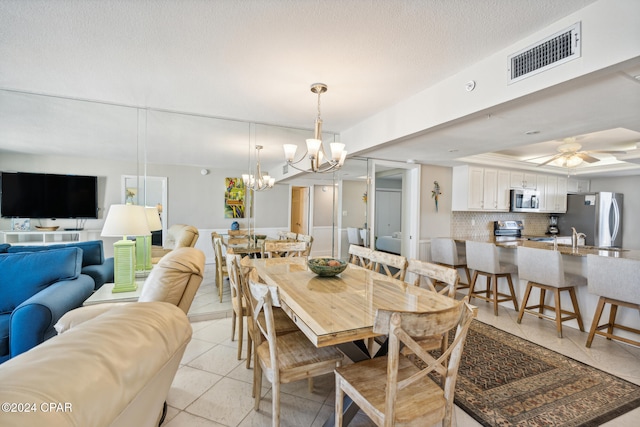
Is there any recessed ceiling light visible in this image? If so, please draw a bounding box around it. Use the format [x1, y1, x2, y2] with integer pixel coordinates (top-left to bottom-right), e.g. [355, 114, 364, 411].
[525, 130, 540, 135]
[448, 149, 459, 153]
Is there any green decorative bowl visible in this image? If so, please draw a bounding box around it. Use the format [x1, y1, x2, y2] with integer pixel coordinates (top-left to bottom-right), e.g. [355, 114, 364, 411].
[307, 258, 348, 277]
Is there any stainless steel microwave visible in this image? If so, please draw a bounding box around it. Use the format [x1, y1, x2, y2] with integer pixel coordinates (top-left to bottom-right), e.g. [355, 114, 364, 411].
[510, 189, 540, 212]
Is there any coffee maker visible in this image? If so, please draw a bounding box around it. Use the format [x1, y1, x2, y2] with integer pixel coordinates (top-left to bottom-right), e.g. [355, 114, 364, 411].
[547, 215, 559, 235]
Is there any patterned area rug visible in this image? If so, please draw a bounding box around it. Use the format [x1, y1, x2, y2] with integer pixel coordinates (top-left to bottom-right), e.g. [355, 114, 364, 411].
[418, 321, 640, 427]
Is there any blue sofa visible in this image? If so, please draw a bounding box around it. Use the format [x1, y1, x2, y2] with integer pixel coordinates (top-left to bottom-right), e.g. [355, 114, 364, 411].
[0, 247, 94, 364]
[5, 240, 114, 290]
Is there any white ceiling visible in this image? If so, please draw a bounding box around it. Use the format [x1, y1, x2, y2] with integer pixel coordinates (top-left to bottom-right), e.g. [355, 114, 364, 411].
[1, 0, 639, 180]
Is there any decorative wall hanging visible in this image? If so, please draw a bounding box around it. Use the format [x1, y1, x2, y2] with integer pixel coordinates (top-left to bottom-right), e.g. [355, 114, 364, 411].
[224, 177, 245, 218]
[431, 181, 442, 212]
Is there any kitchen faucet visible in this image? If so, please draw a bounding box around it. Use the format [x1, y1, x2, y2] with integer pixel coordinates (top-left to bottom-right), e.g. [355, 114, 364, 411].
[571, 227, 587, 249]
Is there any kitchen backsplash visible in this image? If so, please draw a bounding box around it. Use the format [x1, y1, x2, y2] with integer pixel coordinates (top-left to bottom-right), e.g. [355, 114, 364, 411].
[451, 212, 550, 237]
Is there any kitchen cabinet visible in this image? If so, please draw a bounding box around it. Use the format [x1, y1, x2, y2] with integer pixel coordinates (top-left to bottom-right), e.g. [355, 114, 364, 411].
[452, 166, 509, 211]
[510, 172, 537, 189]
[567, 178, 589, 194]
[545, 176, 567, 213]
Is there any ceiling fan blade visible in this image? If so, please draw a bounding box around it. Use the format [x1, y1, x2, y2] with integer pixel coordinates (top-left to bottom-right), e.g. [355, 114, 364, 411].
[589, 150, 627, 155]
[536, 153, 564, 166]
[577, 152, 600, 163]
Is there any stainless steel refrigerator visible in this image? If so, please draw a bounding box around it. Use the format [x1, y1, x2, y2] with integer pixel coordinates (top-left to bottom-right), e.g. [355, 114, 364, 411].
[558, 192, 623, 247]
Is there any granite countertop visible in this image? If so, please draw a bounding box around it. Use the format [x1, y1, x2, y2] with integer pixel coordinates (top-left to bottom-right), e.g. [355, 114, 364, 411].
[453, 235, 640, 260]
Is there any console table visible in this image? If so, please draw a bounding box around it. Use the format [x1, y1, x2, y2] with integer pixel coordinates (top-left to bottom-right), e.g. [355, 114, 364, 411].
[1, 229, 102, 245]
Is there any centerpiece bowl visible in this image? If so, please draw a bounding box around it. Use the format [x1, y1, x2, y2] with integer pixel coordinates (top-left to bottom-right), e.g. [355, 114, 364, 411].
[307, 257, 348, 277]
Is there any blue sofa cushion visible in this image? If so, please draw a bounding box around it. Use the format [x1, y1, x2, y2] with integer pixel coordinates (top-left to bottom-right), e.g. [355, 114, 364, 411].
[0, 243, 9, 253]
[7, 240, 105, 267]
[0, 247, 82, 315]
[0, 314, 9, 361]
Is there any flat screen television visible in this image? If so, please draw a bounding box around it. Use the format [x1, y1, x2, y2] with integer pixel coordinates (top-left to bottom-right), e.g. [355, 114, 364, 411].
[0, 172, 98, 219]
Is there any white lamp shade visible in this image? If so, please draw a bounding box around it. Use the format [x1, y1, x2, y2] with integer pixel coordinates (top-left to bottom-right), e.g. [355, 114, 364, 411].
[329, 142, 345, 161]
[145, 206, 163, 231]
[283, 144, 297, 161]
[306, 138, 322, 157]
[101, 204, 151, 237]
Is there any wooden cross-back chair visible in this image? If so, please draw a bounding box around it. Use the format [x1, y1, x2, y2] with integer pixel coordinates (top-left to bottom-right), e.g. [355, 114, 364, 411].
[348, 244, 372, 269]
[335, 298, 477, 427]
[407, 259, 459, 298]
[248, 279, 343, 427]
[212, 233, 228, 302]
[261, 240, 307, 258]
[226, 253, 249, 360]
[296, 233, 314, 256]
[228, 229, 250, 246]
[369, 250, 408, 281]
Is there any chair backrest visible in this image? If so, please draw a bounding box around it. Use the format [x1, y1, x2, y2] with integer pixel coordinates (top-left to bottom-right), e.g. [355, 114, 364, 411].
[374, 299, 476, 425]
[247, 278, 283, 377]
[348, 244, 372, 269]
[347, 227, 363, 245]
[465, 241, 501, 274]
[517, 246, 565, 287]
[369, 250, 407, 281]
[262, 240, 307, 258]
[296, 234, 314, 256]
[228, 229, 249, 246]
[407, 258, 459, 298]
[430, 238, 459, 265]
[226, 253, 242, 301]
[587, 255, 640, 304]
[165, 224, 200, 250]
[278, 231, 298, 240]
[139, 247, 205, 314]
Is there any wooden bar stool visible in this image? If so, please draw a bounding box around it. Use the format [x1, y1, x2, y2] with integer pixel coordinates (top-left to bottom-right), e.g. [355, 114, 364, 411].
[516, 246, 586, 338]
[466, 241, 519, 316]
[431, 238, 471, 290]
[585, 254, 640, 348]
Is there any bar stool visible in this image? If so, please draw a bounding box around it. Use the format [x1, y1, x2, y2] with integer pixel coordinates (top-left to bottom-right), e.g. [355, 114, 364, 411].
[516, 246, 585, 338]
[585, 254, 640, 348]
[466, 241, 519, 316]
[431, 238, 472, 290]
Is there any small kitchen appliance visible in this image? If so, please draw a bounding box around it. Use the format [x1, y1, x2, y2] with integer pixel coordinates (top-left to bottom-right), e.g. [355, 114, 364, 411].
[547, 215, 559, 235]
[493, 220, 524, 240]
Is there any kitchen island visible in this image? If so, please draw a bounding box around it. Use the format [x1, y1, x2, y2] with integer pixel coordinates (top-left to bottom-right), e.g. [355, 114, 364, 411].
[450, 235, 640, 344]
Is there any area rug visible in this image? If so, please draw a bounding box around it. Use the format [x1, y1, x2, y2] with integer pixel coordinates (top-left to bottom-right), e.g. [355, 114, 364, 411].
[417, 321, 640, 427]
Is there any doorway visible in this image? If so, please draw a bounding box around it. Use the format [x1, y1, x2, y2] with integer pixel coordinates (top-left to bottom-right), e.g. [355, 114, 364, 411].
[290, 186, 309, 235]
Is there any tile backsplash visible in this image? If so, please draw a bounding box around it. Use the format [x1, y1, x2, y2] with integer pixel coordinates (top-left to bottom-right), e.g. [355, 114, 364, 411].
[451, 212, 551, 237]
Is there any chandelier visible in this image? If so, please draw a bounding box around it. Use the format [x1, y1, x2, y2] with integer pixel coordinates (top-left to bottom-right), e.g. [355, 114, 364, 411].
[283, 83, 347, 173]
[243, 142, 274, 191]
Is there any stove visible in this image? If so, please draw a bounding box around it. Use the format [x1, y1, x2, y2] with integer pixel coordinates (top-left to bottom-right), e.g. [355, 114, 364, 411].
[493, 220, 524, 238]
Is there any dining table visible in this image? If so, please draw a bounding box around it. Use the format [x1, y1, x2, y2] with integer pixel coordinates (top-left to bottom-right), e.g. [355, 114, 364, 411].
[242, 256, 461, 426]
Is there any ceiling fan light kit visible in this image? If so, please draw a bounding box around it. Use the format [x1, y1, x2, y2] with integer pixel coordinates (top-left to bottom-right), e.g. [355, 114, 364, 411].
[537, 137, 627, 172]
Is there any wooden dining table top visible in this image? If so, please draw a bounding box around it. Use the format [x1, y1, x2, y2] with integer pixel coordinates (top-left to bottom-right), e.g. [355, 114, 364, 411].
[242, 257, 459, 348]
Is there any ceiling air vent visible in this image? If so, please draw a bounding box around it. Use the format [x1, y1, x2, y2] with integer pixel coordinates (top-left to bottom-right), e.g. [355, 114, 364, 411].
[508, 22, 581, 84]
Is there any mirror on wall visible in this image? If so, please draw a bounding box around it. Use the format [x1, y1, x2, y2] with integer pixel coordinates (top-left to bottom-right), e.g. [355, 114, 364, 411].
[121, 175, 168, 245]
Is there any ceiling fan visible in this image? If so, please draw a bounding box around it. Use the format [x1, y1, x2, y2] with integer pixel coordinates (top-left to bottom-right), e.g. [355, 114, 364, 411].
[536, 137, 627, 168]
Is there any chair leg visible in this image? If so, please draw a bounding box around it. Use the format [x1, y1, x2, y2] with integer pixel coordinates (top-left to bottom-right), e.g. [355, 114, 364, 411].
[491, 274, 499, 316]
[539, 288, 546, 315]
[468, 271, 479, 304]
[335, 377, 344, 427]
[568, 287, 585, 332]
[272, 381, 280, 427]
[505, 273, 519, 312]
[586, 297, 606, 348]
[607, 303, 619, 338]
[254, 362, 262, 410]
[517, 282, 533, 324]
[231, 311, 237, 342]
[246, 332, 253, 369]
[237, 314, 244, 360]
[554, 288, 563, 338]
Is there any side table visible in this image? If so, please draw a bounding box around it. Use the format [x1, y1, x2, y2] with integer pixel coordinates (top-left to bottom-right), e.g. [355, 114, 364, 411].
[83, 280, 145, 306]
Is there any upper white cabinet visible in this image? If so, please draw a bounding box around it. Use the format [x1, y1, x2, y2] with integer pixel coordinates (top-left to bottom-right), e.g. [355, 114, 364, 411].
[544, 176, 568, 213]
[452, 166, 510, 211]
[567, 178, 589, 194]
[510, 172, 537, 189]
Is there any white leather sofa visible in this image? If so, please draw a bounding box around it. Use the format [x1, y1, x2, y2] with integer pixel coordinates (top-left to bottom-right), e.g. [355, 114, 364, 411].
[0, 302, 191, 427]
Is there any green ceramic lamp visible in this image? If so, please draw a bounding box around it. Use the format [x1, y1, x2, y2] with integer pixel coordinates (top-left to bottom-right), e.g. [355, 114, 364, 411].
[101, 204, 150, 293]
[135, 206, 162, 274]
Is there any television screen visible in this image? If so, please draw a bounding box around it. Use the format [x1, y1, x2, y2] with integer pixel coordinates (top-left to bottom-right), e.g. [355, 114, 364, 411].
[0, 172, 98, 219]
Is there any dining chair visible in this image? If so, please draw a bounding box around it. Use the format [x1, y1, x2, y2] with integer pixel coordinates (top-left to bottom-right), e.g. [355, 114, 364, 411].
[368, 250, 407, 281]
[296, 233, 314, 256]
[226, 253, 249, 360]
[237, 260, 299, 371]
[277, 231, 298, 240]
[466, 240, 519, 316]
[516, 246, 586, 338]
[430, 237, 471, 291]
[585, 255, 640, 348]
[212, 234, 228, 302]
[261, 240, 307, 258]
[248, 279, 343, 427]
[334, 298, 476, 427]
[228, 229, 250, 246]
[348, 244, 372, 269]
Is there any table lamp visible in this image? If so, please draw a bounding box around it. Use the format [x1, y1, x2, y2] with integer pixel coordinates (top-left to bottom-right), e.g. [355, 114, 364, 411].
[101, 204, 150, 293]
[136, 206, 162, 273]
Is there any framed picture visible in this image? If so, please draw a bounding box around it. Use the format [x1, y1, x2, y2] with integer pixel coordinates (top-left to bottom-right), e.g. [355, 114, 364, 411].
[11, 218, 30, 231]
[224, 177, 245, 218]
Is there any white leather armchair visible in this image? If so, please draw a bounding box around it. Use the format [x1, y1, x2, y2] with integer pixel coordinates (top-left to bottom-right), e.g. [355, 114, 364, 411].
[151, 224, 199, 264]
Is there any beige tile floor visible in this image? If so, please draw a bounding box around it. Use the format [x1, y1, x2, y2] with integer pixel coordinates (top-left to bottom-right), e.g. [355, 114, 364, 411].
[173, 265, 640, 426]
